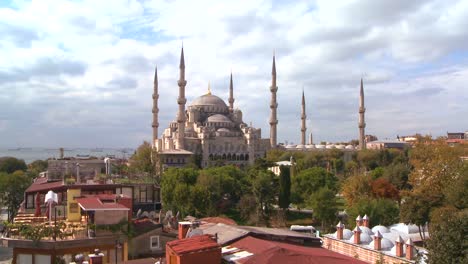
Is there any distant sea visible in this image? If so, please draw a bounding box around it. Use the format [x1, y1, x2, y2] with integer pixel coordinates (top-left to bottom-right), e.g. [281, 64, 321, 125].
[0, 148, 136, 164]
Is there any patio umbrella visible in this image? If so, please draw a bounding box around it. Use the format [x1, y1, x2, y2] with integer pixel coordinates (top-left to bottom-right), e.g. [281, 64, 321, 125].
[34, 193, 41, 217]
[45, 190, 58, 225]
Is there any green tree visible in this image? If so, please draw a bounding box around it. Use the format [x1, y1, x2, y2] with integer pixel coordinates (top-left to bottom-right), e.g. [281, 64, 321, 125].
[347, 198, 399, 227]
[400, 189, 443, 243]
[161, 168, 199, 212]
[128, 141, 160, 181]
[369, 167, 384, 179]
[427, 208, 467, 264]
[251, 170, 277, 226]
[0, 171, 31, 221]
[382, 162, 411, 190]
[27, 160, 48, 178]
[308, 186, 338, 231]
[278, 165, 291, 210]
[197, 166, 245, 215]
[291, 167, 337, 207]
[0, 157, 27, 173]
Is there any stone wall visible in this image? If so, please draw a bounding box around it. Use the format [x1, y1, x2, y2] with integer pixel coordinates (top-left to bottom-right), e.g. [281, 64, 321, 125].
[322, 236, 413, 264]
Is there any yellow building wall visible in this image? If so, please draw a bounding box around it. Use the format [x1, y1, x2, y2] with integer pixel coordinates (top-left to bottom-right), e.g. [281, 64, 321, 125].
[67, 188, 81, 221]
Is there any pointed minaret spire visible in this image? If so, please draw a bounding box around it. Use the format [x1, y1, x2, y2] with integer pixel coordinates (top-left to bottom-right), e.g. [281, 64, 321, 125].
[228, 71, 234, 113]
[301, 89, 307, 145]
[152, 66, 159, 147]
[179, 45, 185, 70]
[269, 53, 278, 148]
[177, 46, 187, 149]
[359, 78, 366, 150]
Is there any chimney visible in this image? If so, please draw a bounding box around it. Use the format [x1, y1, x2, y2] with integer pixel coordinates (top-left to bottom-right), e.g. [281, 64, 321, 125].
[405, 238, 414, 260]
[395, 235, 404, 257]
[356, 215, 363, 226]
[373, 230, 382, 250]
[336, 221, 344, 240]
[353, 226, 361, 244]
[362, 214, 369, 227]
[178, 221, 191, 239]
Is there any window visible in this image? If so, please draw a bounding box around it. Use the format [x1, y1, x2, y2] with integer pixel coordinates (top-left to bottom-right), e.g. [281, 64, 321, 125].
[150, 235, 161, 250]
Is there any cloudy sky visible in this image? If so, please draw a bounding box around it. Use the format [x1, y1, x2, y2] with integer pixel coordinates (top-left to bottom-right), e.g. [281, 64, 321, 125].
[0, 0, 467, 148]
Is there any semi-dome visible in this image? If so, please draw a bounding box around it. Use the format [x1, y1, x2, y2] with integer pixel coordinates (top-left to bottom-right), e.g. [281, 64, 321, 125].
[207, 114, 232, 123]
[191, 94, 228, 108]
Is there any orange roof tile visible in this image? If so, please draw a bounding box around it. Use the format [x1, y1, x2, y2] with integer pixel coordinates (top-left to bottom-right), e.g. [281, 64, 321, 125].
[167, 234, 220, 255]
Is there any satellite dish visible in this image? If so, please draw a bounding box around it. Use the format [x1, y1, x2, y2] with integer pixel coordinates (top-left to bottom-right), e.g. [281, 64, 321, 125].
[186, 229, 203, 238]
[166, 210, 173, 219]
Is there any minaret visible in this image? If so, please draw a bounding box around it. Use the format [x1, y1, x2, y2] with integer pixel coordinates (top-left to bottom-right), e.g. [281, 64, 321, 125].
[269, 54, 278, 148]
[152, 66, 159, 147]
[359, 78, 366, 150]
[301, 90, 307, 145]
[177, 46, 187, 149]
[228, 72, 234, 113]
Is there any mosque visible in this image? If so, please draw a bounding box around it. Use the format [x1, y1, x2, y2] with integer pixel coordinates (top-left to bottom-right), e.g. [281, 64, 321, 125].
[152, 47, 278, 168]
[151, 47, 366, 168]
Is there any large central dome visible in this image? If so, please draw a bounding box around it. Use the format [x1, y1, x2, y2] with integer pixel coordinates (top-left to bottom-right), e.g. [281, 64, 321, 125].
[191, 94, 228, 108]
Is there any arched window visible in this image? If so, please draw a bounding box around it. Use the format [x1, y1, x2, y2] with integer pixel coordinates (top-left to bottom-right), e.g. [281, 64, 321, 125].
[222, 154, 226, 160]
[227, 153, 232, 160]
[245, 154, 249, 161]
[240, 154, 244, 161]
[209, 154, 213, 160]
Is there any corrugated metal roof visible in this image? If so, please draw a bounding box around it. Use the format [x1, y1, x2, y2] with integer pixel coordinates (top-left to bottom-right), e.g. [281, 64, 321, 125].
[167, 234, 220, 255]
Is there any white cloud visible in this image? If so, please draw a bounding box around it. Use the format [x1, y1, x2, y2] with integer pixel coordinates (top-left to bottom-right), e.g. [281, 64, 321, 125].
[0, 0, 468, 148]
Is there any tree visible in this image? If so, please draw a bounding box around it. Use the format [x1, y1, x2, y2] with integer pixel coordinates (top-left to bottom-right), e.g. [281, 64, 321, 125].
[382, 162, 411, 190]
[161, 168, 199, 212]
[128, 141, 160, 181]
[0, 171, 31, 221]
[197, 166, 245, 215]
[426, 208, 467, 264]
[278, 165, 291, 210]
[308, 186, 338, 231]
[408, 139, 464, 195]
[291, 167, 337, 207]
[27, 160, 48, 178]
[369, 167, 384, 180]
[400, 189, 443, 243]
[0, 157, 27, 173]
[371, 178, 399, 201]
[341, 174, 373, 206]
[347, 198, 399, 227]
[251, 170, 277, 226]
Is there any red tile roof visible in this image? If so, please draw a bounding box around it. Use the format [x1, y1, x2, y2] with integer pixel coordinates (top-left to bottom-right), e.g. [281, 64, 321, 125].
[167, 234, 220, 255]
[76, 197, 129, 211]
[230, 236, 367, 264]
[25, 179, 64, 193]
